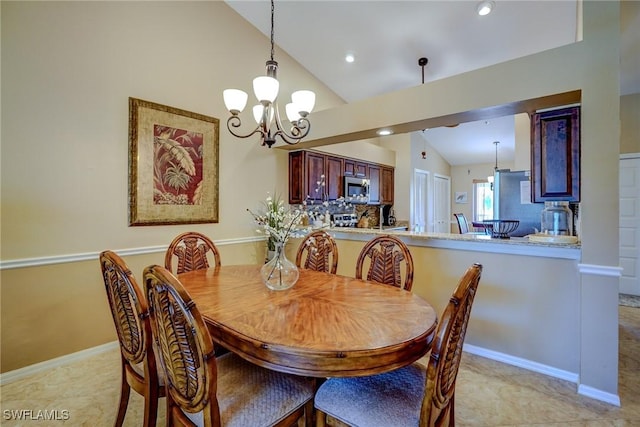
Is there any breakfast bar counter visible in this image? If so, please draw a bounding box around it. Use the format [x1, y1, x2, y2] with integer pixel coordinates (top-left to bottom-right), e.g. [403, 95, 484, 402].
[328, 226, 581, 260]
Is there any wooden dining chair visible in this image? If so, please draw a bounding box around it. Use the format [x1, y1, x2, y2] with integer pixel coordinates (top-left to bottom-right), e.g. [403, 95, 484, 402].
[164, 232, 221, 274]
[143, 265, 315, 427]
[295, 230, 339, 274]
[315, 263, 483, 427]
[99, 250, 165, 427]
[355, 235, 414, 291]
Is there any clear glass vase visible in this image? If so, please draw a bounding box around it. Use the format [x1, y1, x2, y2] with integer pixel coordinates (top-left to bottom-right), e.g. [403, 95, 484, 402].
[260, 241, 299, 291]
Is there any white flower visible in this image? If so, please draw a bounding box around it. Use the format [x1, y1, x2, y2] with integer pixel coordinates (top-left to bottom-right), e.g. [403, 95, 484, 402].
[248, 192, 309, 250]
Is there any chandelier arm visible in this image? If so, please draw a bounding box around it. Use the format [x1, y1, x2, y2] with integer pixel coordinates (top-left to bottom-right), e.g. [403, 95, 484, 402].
[271, 104, 311, 144]
[271, 120, 311, 145]
[226, 116, 264, 140]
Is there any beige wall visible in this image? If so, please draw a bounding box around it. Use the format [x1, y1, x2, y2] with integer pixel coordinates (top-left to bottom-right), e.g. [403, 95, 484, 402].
[314, 139, 396, 167]
[333, 239, 581, 374]
[513, 113, 532, 171]
[620, 93, 640, 154]
[0, 1, 344, 372]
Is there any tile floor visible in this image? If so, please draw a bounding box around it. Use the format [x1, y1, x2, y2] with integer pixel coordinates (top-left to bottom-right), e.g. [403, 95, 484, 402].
[1, 306, 639, 427]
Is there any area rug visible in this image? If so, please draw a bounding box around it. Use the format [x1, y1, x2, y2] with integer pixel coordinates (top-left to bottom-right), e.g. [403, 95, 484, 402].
[619, 293, 640, 308]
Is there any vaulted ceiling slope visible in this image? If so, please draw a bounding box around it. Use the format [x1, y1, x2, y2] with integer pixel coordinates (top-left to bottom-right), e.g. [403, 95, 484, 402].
[226, 1, 639, 165]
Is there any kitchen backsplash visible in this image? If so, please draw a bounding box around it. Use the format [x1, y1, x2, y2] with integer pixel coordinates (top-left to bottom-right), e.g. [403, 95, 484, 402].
[355, 205, 381, 228]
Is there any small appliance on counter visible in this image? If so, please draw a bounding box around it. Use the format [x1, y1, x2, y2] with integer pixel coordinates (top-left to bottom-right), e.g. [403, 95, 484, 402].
[381, 204, 396, 226]
[540, 201, 573, 236]
[332, 213, 357, 227]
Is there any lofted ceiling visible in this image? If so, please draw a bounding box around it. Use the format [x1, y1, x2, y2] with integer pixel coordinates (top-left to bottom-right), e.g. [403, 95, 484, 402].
[226, 0, 640, 166]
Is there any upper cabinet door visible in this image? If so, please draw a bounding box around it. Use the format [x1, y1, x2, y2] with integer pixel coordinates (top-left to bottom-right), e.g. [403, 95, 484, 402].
[381, 166, 394, 205]
[326, 156, 344, 201]
[306, 152, 327, 202]
[531, 106, 581, 202]
[368, 165, 381, 204]
[288, 151, 305, 204]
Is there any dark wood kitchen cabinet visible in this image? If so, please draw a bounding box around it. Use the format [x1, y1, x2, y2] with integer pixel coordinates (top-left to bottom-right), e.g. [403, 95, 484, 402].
[531, 106, 580, 202]
[367, 165, 381, 204]
[288, 151, 342, 204]
[344, 160, 368, 178]
[289, 150, 394, 205]
[381, 166, 394, 205]
[326, 156, 344, 201]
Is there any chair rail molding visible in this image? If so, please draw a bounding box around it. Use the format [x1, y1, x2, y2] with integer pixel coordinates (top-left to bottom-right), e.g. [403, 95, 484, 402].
[0, 236, 264, 270]
[578, 263, 623, 277]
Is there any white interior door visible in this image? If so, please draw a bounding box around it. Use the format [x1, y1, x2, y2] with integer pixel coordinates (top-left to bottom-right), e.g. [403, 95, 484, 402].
[413, 169, 430, 232]
[434, 174, 451, 233]
[620, 155, 640, 296]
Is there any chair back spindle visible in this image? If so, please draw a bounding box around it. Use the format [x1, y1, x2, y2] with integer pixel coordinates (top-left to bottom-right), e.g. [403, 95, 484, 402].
[355, 235, 414, 291]
[295, 230, 339, 274]
[165, 232, 221, 274]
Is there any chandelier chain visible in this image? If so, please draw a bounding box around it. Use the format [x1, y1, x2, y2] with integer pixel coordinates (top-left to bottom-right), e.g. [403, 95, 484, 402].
[270, 0, 275, 62]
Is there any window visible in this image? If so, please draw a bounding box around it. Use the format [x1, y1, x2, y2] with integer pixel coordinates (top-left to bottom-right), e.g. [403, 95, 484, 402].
[473, 180, 493, 222]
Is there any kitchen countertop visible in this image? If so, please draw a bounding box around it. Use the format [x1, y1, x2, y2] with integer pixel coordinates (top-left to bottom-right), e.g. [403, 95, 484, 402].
[326, 226, 581, 260]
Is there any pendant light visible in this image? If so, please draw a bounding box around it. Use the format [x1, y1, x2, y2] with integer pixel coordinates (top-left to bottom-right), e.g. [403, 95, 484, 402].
[223, 0, 315, 148]
[419, 57, 428, 159]
[488, 141, 499, 189]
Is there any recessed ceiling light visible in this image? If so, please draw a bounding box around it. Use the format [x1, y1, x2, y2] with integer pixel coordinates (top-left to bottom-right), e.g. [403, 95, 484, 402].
[476, 1, 494, 16]
[345, 53, 355, 63]
[377, 129, 393, 136]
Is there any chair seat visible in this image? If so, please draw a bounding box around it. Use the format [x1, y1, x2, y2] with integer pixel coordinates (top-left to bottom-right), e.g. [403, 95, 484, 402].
[185, 352, 315, 427]
[314, 363, 426, 427]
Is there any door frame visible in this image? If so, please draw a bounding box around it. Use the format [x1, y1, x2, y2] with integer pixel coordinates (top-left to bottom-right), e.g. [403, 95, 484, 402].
[433, 173, 451, 233]
[620, 153, 640, 296]
[412, 168, 431, 232]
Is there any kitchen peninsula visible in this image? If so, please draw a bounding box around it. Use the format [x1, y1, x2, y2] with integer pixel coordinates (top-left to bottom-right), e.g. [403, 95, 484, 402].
[318, 226, 583, 400]
[331, 226, 580, 258]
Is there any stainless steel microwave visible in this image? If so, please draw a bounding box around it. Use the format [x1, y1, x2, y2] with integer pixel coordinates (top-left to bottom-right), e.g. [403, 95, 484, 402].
[344, 176, 369, 199]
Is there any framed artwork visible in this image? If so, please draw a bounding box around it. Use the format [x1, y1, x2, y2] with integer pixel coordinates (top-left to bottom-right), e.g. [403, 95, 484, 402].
[455, 191, 468, 204]
[128, 97, 219, 226]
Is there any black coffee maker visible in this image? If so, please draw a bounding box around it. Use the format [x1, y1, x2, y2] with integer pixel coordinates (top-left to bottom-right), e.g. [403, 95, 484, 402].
[381, 204, 396, 226]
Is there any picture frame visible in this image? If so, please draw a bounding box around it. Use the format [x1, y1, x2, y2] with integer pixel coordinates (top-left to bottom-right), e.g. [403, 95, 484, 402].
[455, 191, 468, 204]
[128, 97, 219, 226]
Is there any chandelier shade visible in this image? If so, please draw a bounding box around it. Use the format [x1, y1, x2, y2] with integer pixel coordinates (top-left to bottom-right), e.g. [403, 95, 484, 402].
[223, 89, 248, 114]
[291, 90, 316, 115]
[222, 0, 314, 148]
[253, 76, 279, 103]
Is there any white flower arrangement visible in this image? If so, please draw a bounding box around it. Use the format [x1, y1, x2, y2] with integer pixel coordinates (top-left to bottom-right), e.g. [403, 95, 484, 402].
[248, 192, 309, 251]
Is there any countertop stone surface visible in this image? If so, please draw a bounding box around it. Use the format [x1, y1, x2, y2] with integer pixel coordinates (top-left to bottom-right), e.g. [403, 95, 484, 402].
[328, 225, 581, 249]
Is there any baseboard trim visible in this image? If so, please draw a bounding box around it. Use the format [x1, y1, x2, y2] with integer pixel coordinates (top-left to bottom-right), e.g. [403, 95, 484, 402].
[577, 384, 621, 407]
[463, 343, 579, 383]
[464, 344, 621, 405]
[0, 341, 119, 386]
[1, 340, 622, 406]
[0, 236, 264, 270]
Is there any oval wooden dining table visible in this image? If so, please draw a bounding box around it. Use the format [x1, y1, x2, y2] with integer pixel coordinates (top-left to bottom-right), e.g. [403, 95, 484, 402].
[177, 264, 438, 378]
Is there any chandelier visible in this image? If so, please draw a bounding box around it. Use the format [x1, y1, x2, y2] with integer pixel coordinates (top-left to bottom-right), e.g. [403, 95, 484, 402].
[222, 0, 315, 148]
